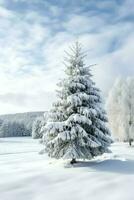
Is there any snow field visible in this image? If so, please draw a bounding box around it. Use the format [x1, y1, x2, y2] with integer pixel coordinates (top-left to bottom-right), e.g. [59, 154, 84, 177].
[0, 137, 134, 200]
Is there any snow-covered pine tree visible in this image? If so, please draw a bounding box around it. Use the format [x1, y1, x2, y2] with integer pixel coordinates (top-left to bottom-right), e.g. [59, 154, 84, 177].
[42, 42, 112, 163]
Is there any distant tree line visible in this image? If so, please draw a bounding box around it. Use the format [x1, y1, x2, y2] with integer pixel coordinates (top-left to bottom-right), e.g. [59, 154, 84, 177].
[0, 120, 31, 137]
[0, 112, 47, 138]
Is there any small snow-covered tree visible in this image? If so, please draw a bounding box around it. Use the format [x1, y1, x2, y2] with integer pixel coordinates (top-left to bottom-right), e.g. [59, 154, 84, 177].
[107, 77, 134, 143]
[42, 42, 112, 163]
[32, 117, 44, 139]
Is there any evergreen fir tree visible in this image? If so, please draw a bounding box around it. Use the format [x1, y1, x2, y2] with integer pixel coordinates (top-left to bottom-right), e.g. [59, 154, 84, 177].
[42, 42, 112, 163]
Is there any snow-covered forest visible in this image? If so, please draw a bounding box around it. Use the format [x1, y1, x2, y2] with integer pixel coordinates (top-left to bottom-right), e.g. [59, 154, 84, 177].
[0, 112, 45, 137]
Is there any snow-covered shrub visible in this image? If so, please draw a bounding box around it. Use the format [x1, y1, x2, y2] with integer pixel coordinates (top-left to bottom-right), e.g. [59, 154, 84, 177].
[107, 77, 134, 142]
[41, 42, 112, 163]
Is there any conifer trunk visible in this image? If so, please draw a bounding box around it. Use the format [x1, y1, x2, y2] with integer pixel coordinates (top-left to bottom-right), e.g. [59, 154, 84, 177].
[70, 158, 77, 164]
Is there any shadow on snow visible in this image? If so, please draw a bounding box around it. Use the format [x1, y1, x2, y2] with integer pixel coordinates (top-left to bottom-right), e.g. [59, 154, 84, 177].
[73, 159, 134, 174]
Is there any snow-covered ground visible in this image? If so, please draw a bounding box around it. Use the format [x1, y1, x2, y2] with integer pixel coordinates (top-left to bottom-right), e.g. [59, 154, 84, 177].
[0, 137, 134, 200]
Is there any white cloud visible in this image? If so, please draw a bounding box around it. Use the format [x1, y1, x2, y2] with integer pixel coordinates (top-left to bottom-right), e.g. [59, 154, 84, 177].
[63, 14, 106, 34]
[0, 6, 13, 17]
[117, 0, 134, 19]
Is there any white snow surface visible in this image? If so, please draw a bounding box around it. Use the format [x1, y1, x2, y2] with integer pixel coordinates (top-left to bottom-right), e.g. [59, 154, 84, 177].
[0, 137, 134, 200]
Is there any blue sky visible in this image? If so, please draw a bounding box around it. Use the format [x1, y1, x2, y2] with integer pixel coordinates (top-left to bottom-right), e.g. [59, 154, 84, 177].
[0, 0, 133, 114]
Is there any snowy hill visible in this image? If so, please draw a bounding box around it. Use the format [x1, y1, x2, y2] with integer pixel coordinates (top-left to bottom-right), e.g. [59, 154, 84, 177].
[0, 137, 134, 200]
